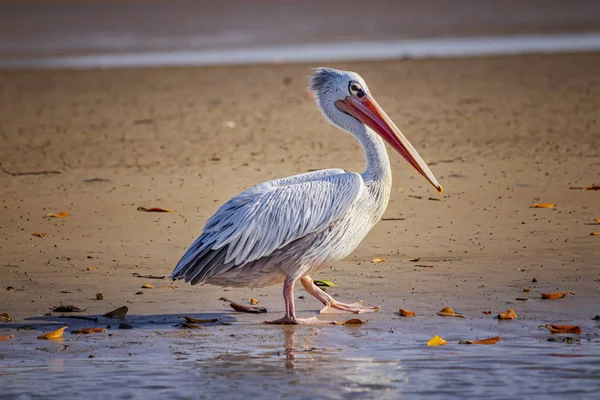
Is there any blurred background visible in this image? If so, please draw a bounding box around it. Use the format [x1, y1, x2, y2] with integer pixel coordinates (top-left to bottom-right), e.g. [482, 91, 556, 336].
[2, 0, 600, 68]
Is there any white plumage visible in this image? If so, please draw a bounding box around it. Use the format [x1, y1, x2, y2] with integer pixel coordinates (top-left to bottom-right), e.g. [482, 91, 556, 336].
[171, 68, 441, 324]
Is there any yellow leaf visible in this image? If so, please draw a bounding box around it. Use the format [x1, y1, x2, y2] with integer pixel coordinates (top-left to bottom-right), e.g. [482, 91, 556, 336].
[541, 291, 574, 299]
[498, 308, 518, 320]
[71, 327, 107, 335]
[32, 232, 48, 238]
[591, 232, 600, 236]
[37, 326, 67, 340]
[539, 324, 582, 334]
[250, 298, 259, 305]
[86, 267, 98, 271]
[333, 318, 367, 325]
[142, 284, 154, 289]
[459, 336, 501, 345]
[103, 306, 128, 319]
[594, 218, 600, 224]
[437, 307, 466, 318]
[530, 203, 555, 208]
[399, 309, 416, 317]
[0, 334, 14, 341]
[427, 335, 448, 346]
[371, 258, 386, 264]
[45, 212, 70, 218]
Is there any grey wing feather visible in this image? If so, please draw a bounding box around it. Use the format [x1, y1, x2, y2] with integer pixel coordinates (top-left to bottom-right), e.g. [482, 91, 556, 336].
[171, 170, 363, 284]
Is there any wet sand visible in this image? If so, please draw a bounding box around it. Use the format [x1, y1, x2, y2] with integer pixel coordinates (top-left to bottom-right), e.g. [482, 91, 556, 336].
[1, 54, 600, 398]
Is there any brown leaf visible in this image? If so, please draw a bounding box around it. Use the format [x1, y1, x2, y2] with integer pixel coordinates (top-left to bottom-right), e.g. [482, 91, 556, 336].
[371, 258, 386, 264]
[332, 318, 367, 325]
[137, 207, 176, 213]
[523, 287, 532, 292]
[180, 316, 218, 323]
[498, 308, 518, 320]
[103, 306, 128, 319]
[32, 232, 48, 238]
[177, 322, 203, 329]
[530, 203, 555, 208]
[415, 264, 434, 268]
[541, 291, 575, 299]
[584, 184, 600, 190]
[427, 335, 448, 346]
[540, 324, 582, 334]
[409, 257, 421, 262]
[437, 307, 466, 318]
[141, 284, 154, 289]
[591, 232, 600, 236]
[95, 293, 104, 300]
[482, 311, 492, 315]
[45, 212, 70, 218]
[71, 327, 107, 335]
[0, 334, 14, 341]
[86, 267, 98, 271]
[428, 197, 444, 202]
[132, 273, 166, 279]
[52, 306, 86, 313]
[0, 312, 13, 322]
[37, 326, 67, 340]
[459, 336, 501, 345]
[228, 301, 267, 314]
[399, 309, 416, 317]
[250, 298, 259, 305]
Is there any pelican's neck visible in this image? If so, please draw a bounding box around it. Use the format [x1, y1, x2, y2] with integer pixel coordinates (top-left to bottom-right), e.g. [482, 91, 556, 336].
[351, 124, 391, 183]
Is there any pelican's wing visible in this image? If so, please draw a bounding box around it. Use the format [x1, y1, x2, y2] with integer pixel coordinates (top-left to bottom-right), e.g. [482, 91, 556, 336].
[171, 171, 363, 284]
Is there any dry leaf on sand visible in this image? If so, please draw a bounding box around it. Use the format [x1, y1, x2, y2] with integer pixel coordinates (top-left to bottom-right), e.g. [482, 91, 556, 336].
[371, 258, 386, 264]
[437, 307, 466, 318]
[459, 336, 501, 345]
[180, 316, 218, 324]
[541, 292, 575, 299]
[86, 267, 98, 271]
[103, 306, 128, 319]
[594, 218, 600, 224]
[332, 318, 366, 325]
[228, 301, 267, 314]
[591, 232, 600, 236]
[584, 184, 600, 190]
[0, 334, 15, 341]
[0, 312, 13, 322]
[141, 284, 154, 289]
[498, 308, 518, 320]
[32, 232, 48, 238]
[71, 328, 107, 335]
[52, 306, 86, 313]
[250, 298, 259, 305]
[137, 207, 176, 212]
[540, 324, 582, 334]
[132, 273, 165, 279]
[530, 203, 555, 208]
[399, 309, 416, 317]
[37, 326, 67, 340]
[45, 212, 70, 218]
[427, 335, 448, 346]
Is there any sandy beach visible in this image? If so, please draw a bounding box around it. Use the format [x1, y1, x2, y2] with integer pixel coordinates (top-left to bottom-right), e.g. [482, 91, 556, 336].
[1, 54, 600, 398]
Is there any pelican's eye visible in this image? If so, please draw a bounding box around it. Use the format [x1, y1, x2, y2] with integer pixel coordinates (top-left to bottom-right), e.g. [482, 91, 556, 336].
[349, 82, 365, 98]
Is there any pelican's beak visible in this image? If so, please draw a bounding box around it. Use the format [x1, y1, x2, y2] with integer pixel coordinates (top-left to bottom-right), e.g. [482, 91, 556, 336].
[335, 96, 443, 194]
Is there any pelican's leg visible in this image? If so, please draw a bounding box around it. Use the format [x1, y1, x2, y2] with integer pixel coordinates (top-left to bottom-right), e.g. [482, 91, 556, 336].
[264, 278, 327, 325]
[300, 275, 381, 314]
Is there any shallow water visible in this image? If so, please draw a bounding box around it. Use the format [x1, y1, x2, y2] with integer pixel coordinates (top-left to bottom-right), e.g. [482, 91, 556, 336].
[2, 317, 600, 400]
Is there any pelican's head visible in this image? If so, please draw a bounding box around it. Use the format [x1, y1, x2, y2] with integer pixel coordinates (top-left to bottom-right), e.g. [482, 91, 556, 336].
[309, 67, 442, 194]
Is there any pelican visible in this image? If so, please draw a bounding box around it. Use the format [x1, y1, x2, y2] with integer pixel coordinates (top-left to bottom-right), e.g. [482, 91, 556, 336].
[171, 68, 442, 324]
